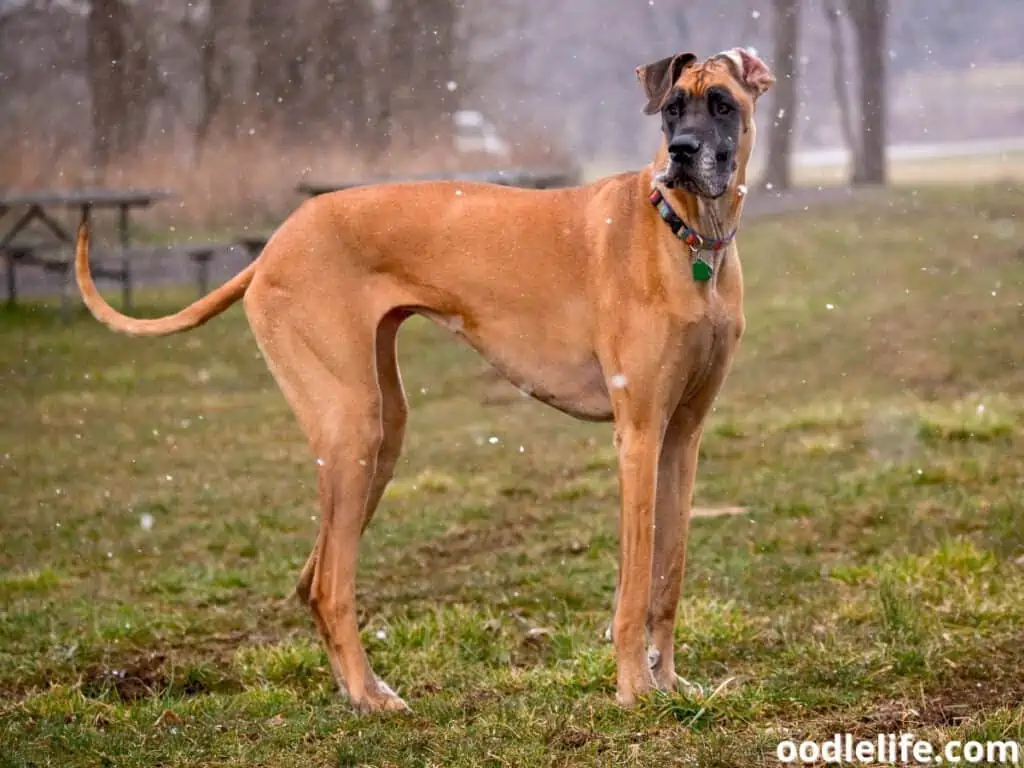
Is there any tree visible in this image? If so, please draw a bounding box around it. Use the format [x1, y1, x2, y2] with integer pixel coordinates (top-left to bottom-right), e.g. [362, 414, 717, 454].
[384, 0, 463, 149]
[191, 0, 252, 152]
[846, 0, 888, 184]
[86, 0, 159, 165]
[763, 0, 800, 190]
[822, 0, 858, 166]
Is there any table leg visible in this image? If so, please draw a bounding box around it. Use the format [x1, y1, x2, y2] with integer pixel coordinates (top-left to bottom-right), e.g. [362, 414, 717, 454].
[4, 253, 14, 305]
[32, 205, 72, 243]
[0, 206, 40, 251]
[60, 260, 72, 322]
[118, 204, 132, 311]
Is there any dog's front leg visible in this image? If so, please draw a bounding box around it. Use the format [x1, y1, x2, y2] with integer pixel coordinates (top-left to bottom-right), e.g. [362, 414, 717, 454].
[647, 414, 702, 692]
[612, 416, 663, 706]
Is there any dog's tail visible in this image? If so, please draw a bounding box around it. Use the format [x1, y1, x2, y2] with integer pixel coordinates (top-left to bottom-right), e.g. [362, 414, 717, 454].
[74, 221, 258, 337]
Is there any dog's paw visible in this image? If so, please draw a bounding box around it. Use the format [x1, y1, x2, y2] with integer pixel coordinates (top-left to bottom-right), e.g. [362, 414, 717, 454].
[351, 678, 411, 714]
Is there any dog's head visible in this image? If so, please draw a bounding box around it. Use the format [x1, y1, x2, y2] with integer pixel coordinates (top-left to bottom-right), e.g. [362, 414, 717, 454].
[637, 48, 774, 198]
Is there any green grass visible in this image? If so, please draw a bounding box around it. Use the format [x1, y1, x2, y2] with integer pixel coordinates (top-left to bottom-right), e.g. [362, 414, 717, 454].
[2, 184, 1023, 766]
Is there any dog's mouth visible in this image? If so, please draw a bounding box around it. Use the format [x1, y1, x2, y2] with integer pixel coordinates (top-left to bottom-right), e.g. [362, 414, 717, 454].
[658, 162, 730, 199]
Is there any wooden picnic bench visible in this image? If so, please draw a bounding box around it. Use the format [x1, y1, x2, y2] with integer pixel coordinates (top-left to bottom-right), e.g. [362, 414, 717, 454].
[296, 167, 582, 197]
[226, 169, 580, 264]
[0, 188, 173, 316]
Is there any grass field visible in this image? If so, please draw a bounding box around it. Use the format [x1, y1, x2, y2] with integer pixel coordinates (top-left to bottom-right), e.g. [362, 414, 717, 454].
[1, 184, 1022, 766]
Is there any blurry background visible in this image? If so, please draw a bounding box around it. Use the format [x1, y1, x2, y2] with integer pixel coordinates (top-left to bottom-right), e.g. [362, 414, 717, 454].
[2, 0, 1023, 227]
[2, 6, 1023, 764]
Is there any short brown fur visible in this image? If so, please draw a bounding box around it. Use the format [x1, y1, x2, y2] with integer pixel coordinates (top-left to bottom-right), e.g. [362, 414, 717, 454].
[75, 50, 773, 712]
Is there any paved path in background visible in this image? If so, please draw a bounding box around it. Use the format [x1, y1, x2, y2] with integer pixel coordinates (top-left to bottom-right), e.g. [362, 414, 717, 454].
[6, 185, 867, 304]
[791, 136, 1024, 168]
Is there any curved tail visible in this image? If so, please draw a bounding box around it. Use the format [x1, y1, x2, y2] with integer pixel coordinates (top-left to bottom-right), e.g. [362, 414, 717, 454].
[74, 222, 258, 336]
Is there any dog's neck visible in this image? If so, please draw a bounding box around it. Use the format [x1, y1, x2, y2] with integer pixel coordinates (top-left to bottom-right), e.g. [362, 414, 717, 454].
[647, 147, 747, 245]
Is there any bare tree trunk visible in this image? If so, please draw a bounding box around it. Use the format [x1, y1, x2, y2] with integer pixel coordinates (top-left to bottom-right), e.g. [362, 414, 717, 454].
[846, 0, 888, 185]
[194, 0, 251, 153]
[421, 0, 460, 132]
[86, 0, 158, 165]
[313, 0, 374, 145]
[763, 0, 800, 190]
[823, 0, 858, 171]
[383, 0, 462, 149]
[87, 0, 128, 166]
[249, 0, 308, 130]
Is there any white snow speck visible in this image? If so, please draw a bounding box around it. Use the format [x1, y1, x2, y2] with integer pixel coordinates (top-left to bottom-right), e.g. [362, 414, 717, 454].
[976, 403, 985, 415]
[316, 457, 325, 467]
[737, 184, 748, 197]
[765, 182, 774, 191]
[446, 80, 458, 92]
[164, 474, 173, 482]
[610, 374, 628, 389]
[825, 303, 835, 310]
[375, 628, 388, 640]
[455, 189, 464, 196]
[488, 436, 500, 445]
[751, 9, 761, 18]
[518, 445, 525, 453]
[140, 513, 154, 531]
[606, 217, 614, 224]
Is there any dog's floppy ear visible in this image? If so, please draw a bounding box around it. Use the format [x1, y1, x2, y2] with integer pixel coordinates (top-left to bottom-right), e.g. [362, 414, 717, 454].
[636, 52, 697, 115]
[716, 47, 775, 98]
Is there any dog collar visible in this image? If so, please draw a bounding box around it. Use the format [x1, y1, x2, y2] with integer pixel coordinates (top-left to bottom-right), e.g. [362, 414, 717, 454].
[649, 187, 736, 282]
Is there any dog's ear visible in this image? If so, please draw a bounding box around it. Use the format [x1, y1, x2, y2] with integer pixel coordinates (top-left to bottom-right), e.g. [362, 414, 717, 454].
[636, 52, 697, 115]
[716, 47, 775, 98]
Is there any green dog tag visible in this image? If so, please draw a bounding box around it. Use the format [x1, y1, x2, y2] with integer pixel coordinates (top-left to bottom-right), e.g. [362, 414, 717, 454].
[692, 258, 713, 282]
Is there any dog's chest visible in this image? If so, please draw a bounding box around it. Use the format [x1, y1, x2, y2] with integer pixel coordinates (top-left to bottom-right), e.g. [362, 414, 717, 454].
[674, 303, 739, 399]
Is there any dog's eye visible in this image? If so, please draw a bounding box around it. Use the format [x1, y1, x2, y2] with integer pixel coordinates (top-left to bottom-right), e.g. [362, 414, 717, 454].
[714, 101, 733, 117]
[665, 103, 681, 118]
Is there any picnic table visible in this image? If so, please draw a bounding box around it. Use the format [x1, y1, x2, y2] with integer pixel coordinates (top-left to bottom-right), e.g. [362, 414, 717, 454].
[296, 167, 581, 197]
[0, 188, 173, 313]
[240, 168, 581, 262]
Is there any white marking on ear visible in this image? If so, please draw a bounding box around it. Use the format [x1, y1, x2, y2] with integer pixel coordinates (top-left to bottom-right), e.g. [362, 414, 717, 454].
[715, 46, 775, 96]
[716, 48, 746, 74]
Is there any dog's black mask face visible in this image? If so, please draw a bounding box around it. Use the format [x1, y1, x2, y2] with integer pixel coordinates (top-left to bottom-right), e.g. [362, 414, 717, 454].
[659, 86, 741, 198]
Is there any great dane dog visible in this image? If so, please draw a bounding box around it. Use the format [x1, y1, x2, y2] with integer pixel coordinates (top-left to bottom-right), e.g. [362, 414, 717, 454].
[75, 48, 774, 712]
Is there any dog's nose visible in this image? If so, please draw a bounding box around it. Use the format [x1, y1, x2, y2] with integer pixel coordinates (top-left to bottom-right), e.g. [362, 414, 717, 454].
[669, 134, 702, 159]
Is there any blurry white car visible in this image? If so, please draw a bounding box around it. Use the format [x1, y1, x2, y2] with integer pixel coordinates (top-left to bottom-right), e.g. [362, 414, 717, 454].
[453, 110, 510, 158]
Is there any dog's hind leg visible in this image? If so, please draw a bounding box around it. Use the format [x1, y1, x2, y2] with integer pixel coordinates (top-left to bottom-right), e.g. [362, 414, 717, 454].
[295, 310, 409, 604]
[246, 289, 407, 713]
